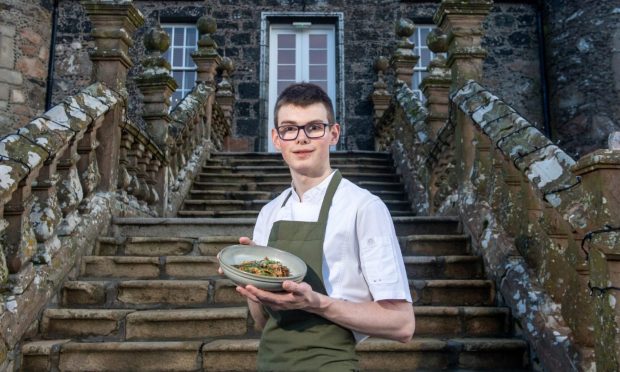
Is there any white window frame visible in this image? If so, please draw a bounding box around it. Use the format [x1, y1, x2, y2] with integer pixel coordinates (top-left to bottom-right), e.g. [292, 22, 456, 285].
[409, 24, 443, 101]
[161, 24, 198, 108]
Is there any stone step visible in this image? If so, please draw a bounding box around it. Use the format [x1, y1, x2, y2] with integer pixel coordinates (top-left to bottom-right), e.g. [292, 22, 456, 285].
[413, 306, 510, 337]
[81, 256, 220, 279]
[190, 179, 406, 193]
[211, 150, 391, 161]
[112, 217, 255, 238]
[177, 209, 415, 218]
[97, 236, 239, 257]
[196, 172, 401, 184]
[400, 234, 470, 256]
[62, 278, 494, 308]
[207, 154, 392, 167]
[356, 337, 529, 371]
[112, 216, 458, 238]
[394, 216, 461, 235]
[23, 337, 529, 371]
[22, 340, 204, 371]
[202, 164, 395, 175]
[41, 307, 249, 341]
[404, 255, 483, 279]
[410, 279, 495, 306]
[180, 198, 411, 212]
[186, 188, 407, 201]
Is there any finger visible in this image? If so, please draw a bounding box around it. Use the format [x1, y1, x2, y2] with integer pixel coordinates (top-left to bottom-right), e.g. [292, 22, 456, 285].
[239, 237, 256, 246]
[236, 286, 260, 303]
[218, 267, 224, 275]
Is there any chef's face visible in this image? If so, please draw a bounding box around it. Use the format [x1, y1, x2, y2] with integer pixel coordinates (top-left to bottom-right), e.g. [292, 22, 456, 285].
[272, 102, 340, 179]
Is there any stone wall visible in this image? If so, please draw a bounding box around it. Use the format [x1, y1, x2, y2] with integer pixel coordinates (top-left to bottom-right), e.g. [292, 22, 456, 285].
[0, 0, 53, 136]
[544, 0, 620, 158]
[47, 0, 614, 154]
[401, 2, 544, 132]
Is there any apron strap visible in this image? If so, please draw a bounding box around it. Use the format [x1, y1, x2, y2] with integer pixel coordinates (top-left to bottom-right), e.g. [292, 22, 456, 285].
[317, 170, 342, 224]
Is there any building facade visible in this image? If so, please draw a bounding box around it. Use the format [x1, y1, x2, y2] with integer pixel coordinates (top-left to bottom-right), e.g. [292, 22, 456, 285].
[1, 0, 619, 156]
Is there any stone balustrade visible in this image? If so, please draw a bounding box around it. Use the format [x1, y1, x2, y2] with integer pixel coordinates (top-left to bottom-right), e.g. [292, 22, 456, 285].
[0, 1, 233, 364]
[372, 1, 620, 370]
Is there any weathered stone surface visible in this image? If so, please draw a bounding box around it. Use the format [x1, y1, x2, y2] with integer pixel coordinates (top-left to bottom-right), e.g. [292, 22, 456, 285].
[214, 279, 245, 304]
[410, 279, 494, 306]
[117, 280, 210, 306]
[164, 256, 219, 278]
[82, 256, 160, 279]
[21, 339, 71, 371]
[202, 339, 259, 371]
[41, 309, 134, 338]
[62, 281, 106, 306]
[198, 236, 239, 256]
[58, 341, 202, 371]
[124, 237, 194, 256]
[126, 308, 248, 340]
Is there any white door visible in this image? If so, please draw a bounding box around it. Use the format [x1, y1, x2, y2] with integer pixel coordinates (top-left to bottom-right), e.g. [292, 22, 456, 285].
[267, 24, 336, 152]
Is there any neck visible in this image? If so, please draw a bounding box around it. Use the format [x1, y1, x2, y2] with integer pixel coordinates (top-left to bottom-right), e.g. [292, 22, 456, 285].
[291, 167, 333, 201]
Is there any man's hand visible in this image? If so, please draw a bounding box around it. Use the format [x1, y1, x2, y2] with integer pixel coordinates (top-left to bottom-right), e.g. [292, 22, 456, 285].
[237, 280, 323, 311]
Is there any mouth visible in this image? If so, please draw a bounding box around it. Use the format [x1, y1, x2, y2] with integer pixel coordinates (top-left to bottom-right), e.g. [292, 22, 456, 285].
[292, 149, 314, 157]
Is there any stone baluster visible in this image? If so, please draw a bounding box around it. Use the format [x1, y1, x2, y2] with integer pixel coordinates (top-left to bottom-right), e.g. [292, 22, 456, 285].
[192, 16, 221, 86]
[391, 19, 418, 88]
[117, 130, 134, 193]
[135, 26, 177, 150]
[136, 150, 151, 207]
[572, 138, 620, 371]
[126, 139, 143, 199]
[135, 25, 177, 215]
[216, 56, 235, 126]
[146, 156, 161, 206]
[433, 0, 493, 213]
[76, 116, 104, 202]
[81, 0, 144, 192]
[0, 219, 8, 285]
[56, 133, 85, 236]
[420, 28, 451, 138]
[372, 56, 391, 151]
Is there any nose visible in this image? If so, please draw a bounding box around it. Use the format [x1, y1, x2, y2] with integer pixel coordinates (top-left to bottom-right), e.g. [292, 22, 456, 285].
[296, 127, 310, 143]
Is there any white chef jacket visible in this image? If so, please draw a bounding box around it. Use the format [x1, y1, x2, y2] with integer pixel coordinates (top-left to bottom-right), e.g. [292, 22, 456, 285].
[252, 170, 412, 342]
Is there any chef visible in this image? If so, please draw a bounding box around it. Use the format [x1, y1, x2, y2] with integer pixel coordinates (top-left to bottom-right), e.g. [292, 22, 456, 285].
[235, 83, 414, 371]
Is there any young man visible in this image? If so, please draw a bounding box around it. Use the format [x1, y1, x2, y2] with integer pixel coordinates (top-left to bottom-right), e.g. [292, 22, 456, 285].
[236, 83, 414, 371]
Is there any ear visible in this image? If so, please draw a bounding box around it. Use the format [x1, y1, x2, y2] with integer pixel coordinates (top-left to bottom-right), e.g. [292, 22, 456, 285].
[328, 123, 340, 146]
[271, 128, 282, 151]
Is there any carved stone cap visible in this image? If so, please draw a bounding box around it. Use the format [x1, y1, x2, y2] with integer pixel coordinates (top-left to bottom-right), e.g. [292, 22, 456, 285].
[374, 56, 390, 73]
[144, 26, 170, 57]
[196, 16, 218, 50]
[433, 0, 494, 28]
[81, 0, 145, 29]
[427, 28, 448, 54]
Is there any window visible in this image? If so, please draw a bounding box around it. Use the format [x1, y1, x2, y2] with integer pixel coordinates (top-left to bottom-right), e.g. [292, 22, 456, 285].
[409, 25, 443, 101]
[266, 23, 336, 152]
[162, 24, 198, 107]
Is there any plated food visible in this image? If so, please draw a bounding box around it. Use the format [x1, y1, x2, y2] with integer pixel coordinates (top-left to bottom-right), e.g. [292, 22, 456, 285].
[234, 257, 291, 278]
[218, 244, 307, 291]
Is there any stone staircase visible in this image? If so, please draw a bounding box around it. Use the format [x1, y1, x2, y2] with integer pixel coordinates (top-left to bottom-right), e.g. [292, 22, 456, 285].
[20, 151, 531, 371]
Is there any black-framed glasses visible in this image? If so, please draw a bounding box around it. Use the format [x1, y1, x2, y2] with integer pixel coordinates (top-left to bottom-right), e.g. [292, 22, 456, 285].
[276, 122, 332, 141]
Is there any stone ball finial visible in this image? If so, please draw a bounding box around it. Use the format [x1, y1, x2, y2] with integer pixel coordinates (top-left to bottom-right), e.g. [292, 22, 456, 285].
[427, 28, 448, 54]
[220, 57, 235, 74]
[395, 18, 415, 39]
[374, 56, 390, 73]
[197, 16, 217, 36]
[144, 26, 170, 54]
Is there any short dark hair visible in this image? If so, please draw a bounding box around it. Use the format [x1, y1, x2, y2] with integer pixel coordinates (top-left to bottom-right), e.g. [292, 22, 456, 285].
[273, 83, 335, 128]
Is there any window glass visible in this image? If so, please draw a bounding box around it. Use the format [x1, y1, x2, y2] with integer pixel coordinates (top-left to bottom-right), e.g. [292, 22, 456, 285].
[409, 25, 445, 101]
[162, 24, 198, 108]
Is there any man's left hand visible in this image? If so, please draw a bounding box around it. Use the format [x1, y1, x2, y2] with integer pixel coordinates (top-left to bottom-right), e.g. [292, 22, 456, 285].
[237, 281, 322, 312]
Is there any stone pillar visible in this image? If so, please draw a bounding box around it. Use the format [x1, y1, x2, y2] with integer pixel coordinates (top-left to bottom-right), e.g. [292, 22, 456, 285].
[433, 0, 492, 90]
[572, 143, 620, 372]
[216, 56, 235, 124]
[81, 0, 144, 193]
[192, 16, 221, 86]
[135, 26, 177, 150]
[433, 0, 493, 211]
[391, 19, 418, 88]
[420, 28, 451, 138]
[372, 56, 391, 151]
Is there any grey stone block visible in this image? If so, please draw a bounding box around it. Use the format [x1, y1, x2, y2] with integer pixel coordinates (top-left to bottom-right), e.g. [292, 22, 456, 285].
[0, 67, 22, 85]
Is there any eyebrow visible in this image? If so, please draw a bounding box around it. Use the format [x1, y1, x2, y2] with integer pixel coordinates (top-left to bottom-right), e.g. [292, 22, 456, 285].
[279, 120, 327, 126]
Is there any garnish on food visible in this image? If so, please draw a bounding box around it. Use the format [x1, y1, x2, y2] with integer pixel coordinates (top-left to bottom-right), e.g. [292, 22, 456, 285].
[234, 257, 291, 277]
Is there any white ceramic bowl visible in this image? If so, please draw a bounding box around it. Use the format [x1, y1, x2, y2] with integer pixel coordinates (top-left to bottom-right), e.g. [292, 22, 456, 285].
[218, 244, 307, 291]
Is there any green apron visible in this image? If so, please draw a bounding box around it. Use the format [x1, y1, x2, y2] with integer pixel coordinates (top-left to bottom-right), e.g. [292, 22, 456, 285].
[257, 170, 358, 372]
